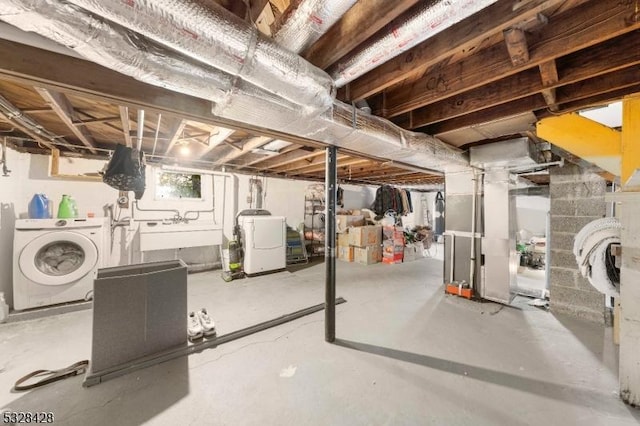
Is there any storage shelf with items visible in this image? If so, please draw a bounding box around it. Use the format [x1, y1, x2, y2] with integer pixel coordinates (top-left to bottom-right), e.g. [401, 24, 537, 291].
[303, 184, 326, 257]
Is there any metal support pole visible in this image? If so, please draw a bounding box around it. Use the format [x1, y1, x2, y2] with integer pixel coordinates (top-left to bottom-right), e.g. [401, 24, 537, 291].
[325, 145, 337, 342]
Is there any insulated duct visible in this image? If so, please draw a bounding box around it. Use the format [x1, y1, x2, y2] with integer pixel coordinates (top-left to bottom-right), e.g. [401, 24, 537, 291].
[328, 0, 498, 87]
[0, 0, 468, 172]
[62, 0, 335, 115]
[274, 0, 358, 54]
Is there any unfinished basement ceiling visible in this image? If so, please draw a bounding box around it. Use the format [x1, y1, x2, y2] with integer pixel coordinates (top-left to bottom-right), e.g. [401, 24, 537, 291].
[0, 0, 638, 185]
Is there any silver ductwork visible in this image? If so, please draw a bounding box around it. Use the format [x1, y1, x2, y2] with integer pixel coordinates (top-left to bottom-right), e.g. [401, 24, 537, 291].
[328, 0, 498, 87]
[0, 0, 469, 172]
[469, 137, 542, 169]
[63, 0, 335, 115]
[274, 0, 358, 53]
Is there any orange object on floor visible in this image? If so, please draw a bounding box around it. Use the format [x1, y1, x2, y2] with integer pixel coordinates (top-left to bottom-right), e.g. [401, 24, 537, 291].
[445, 283, 473, 299]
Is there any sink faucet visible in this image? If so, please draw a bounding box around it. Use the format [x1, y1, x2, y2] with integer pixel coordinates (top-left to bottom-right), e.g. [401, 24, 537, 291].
[169, 214, 188, 224]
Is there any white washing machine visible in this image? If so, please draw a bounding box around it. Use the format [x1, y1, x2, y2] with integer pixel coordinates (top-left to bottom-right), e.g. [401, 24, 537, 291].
[13, 218, 106, 310]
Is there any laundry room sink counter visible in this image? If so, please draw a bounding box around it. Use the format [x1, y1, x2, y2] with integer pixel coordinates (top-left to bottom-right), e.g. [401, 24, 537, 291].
[138, 221, 223, 252]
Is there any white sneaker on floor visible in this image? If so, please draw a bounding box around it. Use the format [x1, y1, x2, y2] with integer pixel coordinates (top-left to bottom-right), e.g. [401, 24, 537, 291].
[188, 311, 204, 342]
[197, 308, 217, 337]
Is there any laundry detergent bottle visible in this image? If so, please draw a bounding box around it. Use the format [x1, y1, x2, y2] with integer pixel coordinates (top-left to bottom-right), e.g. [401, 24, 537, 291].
[69, 196, 79, 218]
[28, 194, 51, 219]
[57, 194, 75, 219]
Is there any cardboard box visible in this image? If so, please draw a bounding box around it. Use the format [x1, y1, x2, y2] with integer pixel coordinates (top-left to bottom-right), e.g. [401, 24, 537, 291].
[383, 225, 404, 241]
[349, 225, 382, 247]
[382, 255, 403, 264]
[338, 232, 350, 247]
[337, 215, 365, 233]
[354, 244, 381, 265]
[382, 239, 404, 264]
[382, 240, 404, 255]
[338, 246, 354, 262]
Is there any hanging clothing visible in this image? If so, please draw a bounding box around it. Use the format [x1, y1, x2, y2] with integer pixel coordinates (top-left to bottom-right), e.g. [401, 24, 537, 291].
[337, 186, 344, 208]
[400, 190, 409, 214]
[372, 185, 413, 216]
[102, 144, 146, 199]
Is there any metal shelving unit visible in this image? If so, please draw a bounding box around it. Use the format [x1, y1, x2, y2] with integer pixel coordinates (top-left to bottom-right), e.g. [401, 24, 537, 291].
[304, 195, 325, 257]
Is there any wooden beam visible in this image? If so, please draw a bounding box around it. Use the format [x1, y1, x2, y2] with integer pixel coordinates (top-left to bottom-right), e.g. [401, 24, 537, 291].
[164, 119, 187, 155]
[423, 95, 544, 135]
[35, 88, 98, 153]
[270, 0, 303, 36]
[72, 115, 120, 126]
[541, 88, 558, 111]
[214, 0, 248, 20]
[255, 149, 324, 170]
[222, 139, 243, 152]
[215, 136, 273, 164]
[552, 83, 640, 117]
[118, 106, 133, 147]
[539, 59, 559, 86]
[503, 27, 530, 66]
[238, 144, 301, 167]
[425, 65, 640, 135]
[199, 127, 236, 157]
[297, 158, 374, 176]
[347, 169, 418, 180]
[409, 31, 640, 129]
[272, 153, 344, 173]
[539, 59, 560, 111]
[249, 0, 271, 23]
[345, 0, 563, 100]
[303, 0, 421, 69]
[383, 1, 640, 117]
[21, 107, 51, 114]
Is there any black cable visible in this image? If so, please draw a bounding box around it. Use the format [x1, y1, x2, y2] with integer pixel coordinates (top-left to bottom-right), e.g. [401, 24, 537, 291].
[605, 242, 620, 286]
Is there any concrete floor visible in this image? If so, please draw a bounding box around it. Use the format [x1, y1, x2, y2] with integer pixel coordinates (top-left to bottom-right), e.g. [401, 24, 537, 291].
[517, 267, 547, 298]
[1, 256, 638, 425]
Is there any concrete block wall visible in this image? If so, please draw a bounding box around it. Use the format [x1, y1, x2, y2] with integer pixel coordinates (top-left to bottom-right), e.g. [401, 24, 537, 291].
[549, 164, 606, 323]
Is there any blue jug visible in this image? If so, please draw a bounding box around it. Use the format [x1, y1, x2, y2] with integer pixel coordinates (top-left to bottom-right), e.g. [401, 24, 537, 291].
[28, 194, 51, 219]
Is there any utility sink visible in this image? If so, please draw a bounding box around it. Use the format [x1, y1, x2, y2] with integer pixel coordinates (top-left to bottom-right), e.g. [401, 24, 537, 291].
[139, 221, 223, 251]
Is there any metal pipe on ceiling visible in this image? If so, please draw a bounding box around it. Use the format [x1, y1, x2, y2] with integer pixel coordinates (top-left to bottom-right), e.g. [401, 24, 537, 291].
[151, 113, 162, 157]
[0, 93, 68, 151]
[136, 109, 144, 151]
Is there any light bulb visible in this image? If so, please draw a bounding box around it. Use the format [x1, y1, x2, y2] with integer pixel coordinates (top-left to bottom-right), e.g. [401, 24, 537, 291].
[179, 145, 190, 156]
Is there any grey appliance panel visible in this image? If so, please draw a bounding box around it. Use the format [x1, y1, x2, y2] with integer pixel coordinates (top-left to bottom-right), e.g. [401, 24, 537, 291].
[444, 234, 483, 288]
[445, 194, 484, 233]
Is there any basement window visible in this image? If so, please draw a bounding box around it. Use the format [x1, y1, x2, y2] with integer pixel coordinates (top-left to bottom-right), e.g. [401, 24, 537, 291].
[155, 171, 202, 200]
